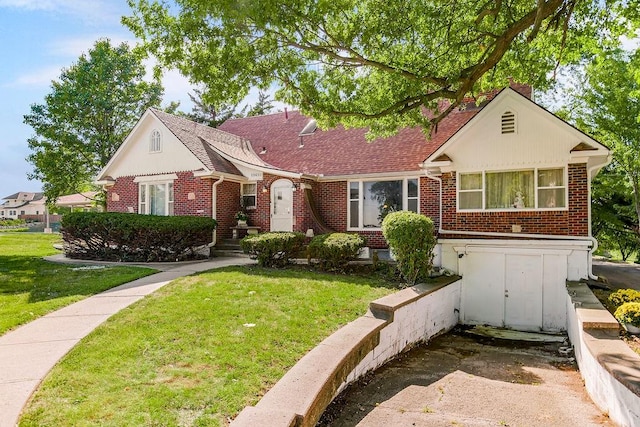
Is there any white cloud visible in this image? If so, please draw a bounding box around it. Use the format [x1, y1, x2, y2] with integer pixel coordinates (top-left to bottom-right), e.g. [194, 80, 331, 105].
[47, 34, 135, 58]
[0, 0, 123, 25]
[10, 65, 62, 87]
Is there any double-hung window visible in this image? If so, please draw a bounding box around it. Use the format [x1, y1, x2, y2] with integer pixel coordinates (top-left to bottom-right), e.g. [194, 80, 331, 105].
[348, 178, 419, 229]
[458, 168, 566, 211]
[241, 183, 257, 210]
[138, 182, 174, 215]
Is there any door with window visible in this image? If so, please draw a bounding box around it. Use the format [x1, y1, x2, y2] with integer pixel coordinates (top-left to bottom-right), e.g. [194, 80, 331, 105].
[270, 179, 293, 231]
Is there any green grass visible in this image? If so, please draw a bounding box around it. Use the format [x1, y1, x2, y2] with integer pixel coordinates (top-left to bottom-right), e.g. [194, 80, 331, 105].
[0, 233, 157, 335]
[19, 266, 395, 426]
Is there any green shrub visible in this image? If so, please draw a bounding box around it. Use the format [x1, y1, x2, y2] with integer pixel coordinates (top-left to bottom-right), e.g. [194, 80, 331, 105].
[61, 212, 216, 262]
[0, 218, 26, 228]
[609, 288, 640, 307]
[382, 211, 436, 285]
[308, 233, 366, 271]
[614, 302, 640, 327]
[240, 232, 305, 268]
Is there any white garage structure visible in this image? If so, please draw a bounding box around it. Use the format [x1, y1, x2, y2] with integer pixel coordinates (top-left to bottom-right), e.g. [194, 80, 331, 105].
[438, 239, 592, 331]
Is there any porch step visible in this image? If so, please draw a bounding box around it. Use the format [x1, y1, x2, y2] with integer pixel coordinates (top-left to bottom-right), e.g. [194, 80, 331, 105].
[217, 239, 242, 250]
[212, 239, 246, 258]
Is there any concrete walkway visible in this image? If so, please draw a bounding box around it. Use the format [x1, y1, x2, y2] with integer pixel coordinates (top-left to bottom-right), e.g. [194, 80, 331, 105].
[0, 255, 255, 427]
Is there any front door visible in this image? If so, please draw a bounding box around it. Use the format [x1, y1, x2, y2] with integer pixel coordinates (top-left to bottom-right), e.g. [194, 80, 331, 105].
[270, 179, 294, 231]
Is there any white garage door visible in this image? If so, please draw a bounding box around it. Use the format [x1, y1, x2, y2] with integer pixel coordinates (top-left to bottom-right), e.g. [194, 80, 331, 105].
[459, 246, 570, 332]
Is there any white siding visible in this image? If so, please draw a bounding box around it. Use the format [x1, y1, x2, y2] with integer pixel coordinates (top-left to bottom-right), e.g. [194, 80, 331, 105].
[427, 90, 608, 173]
[105, 116, 205, 178]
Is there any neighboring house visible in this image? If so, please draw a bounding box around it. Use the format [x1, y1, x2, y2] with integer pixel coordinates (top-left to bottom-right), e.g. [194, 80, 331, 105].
[0, 192, 45, 220]
[96, 85, 610, 332]
[55, 191, 100, 212]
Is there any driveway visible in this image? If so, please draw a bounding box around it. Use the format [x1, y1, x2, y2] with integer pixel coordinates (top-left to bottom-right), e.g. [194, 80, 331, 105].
[593, 259, 640, 291]
[321, 329, 611, 426]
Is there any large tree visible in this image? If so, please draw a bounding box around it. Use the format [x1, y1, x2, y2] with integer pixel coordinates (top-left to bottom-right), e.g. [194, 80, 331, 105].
[124, 0, 629, 137]
[185, 87, 246, 127]
[569, 48, 640, 241]
[25, 39, 163, 204]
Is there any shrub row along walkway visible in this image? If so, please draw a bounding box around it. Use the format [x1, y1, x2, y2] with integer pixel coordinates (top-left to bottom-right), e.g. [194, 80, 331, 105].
[0, 255, 255, 427]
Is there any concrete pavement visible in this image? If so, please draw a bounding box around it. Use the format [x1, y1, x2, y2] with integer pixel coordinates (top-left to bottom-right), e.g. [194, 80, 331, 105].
[0, 255, 255, 427]
[321, 329, 612, 426]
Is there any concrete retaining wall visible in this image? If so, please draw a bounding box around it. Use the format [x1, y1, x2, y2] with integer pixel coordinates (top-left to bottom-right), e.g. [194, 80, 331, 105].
[566, 281, 640, 427]
[231, 278, 461, 427]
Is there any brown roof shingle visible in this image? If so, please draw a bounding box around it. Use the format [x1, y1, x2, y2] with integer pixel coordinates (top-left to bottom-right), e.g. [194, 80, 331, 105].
[151, 108, 277, 175]
[217, 109, 478, 176]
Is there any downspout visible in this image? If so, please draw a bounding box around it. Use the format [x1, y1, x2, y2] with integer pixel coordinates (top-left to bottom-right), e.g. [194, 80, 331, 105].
[425, 170, 598, 278]
[211, 176, 224, 247]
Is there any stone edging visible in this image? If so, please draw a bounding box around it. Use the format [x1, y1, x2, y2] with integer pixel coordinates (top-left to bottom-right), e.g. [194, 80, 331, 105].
[231, 277, 462, 427]
[566, 281, 640, 426]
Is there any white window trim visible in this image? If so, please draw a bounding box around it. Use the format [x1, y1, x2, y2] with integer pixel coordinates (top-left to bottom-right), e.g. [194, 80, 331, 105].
[150, 129, 162, 153]
[138, 180, 174, 216]
[241, 182, 257, 210]
[457, 167, 568, 212]
[347, 177, 420, 231]
[134, 173, 178, 183]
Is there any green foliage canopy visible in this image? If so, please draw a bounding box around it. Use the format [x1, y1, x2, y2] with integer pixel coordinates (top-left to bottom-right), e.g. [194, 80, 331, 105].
[24, 39, 164, 204]
[567, 48, 640, 258]
[124, 0, 628, 137]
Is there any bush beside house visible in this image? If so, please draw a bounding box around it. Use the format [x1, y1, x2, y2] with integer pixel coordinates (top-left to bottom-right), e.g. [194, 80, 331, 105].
[61, 212, 216, 262]
[308, 233, 366, 271]
[382, 211, 436, 285]
[240, 232, 305, 267]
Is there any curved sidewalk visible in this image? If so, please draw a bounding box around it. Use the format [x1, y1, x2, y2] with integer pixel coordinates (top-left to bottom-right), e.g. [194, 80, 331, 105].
[0, 256, 255, 427]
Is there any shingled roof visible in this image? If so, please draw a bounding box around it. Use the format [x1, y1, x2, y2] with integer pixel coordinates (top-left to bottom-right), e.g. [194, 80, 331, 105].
[150, 108, 277, 175]
[217, 109, 478, 177]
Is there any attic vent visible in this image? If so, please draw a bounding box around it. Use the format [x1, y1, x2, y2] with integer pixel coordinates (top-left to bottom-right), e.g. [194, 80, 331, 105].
[299, 119, 317, 136]
[501, 111, 516, 134]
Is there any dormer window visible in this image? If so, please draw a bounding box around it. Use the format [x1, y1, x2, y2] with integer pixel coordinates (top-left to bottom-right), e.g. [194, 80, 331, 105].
[150, 129, 162, 152]
[501, 111, 516, 134]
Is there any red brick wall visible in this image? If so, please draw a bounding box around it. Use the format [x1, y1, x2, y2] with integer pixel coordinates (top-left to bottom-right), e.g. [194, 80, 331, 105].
[420, 176, 440, 230]
[215, 180, 241, 240]
[174, 172, 212, 217]
[107, 172, 214, 217]
[106, 176, 137, 213]
[440, 163, 589, 237]
[313, 181, 347, 233]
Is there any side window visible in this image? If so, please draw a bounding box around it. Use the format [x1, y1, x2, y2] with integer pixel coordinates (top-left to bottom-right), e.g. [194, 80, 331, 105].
[150, 129, 162, 152]
[241, 183, 257, 209]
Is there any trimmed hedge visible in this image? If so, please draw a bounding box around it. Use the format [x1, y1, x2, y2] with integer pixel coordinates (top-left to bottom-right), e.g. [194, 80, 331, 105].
[61, 212, 216, 262]
[308, 233, 366, 271]
[0, 219, 26, 227]
[382, 211, 436, 285]
[240, 232, 305, 268]
[609, 288, 640, 307]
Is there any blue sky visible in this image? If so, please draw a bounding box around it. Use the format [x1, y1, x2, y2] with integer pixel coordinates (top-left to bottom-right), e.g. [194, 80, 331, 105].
[0, 0, 199, 200]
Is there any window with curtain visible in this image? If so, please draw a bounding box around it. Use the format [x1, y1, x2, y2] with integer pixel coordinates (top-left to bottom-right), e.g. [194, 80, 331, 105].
[458, 168, 565, 210]
[241, 183, 257, 209]
[349, 178, 419, 229]
[139, 182, 174, 215]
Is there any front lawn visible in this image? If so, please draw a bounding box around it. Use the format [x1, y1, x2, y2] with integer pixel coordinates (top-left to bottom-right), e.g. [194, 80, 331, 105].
[0, 233, 156, 335]
[19, 266, 395, 426]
